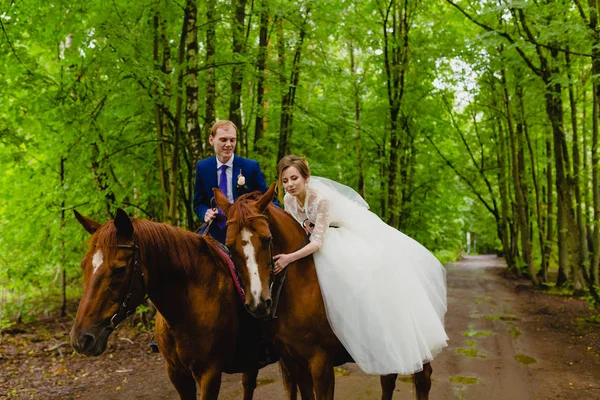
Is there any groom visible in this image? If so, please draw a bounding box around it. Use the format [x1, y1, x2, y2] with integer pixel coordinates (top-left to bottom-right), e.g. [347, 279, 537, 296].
[193, 120, 273, 244]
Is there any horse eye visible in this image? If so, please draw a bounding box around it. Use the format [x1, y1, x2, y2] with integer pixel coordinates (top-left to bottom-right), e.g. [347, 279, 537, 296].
[112, 266, 127, 276]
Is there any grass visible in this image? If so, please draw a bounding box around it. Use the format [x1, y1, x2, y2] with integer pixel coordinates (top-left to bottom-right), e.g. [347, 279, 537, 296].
[463, 330, 493, 338]
[457, 348, 486, 358]
[514, 354, 537, 365]
[450, 376, 480, 385]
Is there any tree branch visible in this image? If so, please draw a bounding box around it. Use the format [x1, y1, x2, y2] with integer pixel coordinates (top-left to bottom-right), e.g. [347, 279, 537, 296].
[425, 132, 497, 217]
[446, 0, 543, 76]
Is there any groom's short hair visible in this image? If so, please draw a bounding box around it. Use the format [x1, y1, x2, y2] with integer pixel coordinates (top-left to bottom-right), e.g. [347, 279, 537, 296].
[210, 120, 238, 137]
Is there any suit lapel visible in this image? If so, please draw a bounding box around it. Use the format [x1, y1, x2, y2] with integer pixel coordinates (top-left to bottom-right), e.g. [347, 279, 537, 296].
[232, 156, 242, 199]
[205, 156, 218, 196]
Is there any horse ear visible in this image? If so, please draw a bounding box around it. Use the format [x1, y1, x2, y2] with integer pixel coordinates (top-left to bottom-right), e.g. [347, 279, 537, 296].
[114, 208, 134, 238]
[213, 188, 231, 217]
[256, 183, 276, 212]
[73, 210, 101, 235]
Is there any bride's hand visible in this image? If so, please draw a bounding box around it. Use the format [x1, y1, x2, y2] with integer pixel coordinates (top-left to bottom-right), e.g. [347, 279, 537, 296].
[302, 219, 314, 234]
[273, 254, 293, 274]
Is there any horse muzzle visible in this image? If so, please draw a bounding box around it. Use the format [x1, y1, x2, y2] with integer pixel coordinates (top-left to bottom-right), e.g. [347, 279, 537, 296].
[70, 325, 113, 356]
[244, 297, 272, 318]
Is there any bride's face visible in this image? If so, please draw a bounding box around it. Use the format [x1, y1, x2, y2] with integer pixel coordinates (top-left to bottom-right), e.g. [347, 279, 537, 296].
[281, 166, 308, 197]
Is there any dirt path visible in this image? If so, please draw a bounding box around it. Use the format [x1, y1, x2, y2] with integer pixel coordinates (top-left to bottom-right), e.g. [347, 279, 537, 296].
[1, 255, 599, 399]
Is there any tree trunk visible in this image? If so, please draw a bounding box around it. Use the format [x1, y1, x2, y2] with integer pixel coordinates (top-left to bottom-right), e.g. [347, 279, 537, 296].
[168, 6, 191, 224]
[545, 78, 581, 288]
[60, 156, 67, 317]
[350, 40, 365, 198]
[379, 0, 410, 228]
[521, 86, 547, 281]
[254, 0, 269, 148]
[566, 49, 590, 285]
[153, 11, 169, 219]
[186, 0, 201, 164]
[491, 79, 513, 267]
[184, 0, 199, 229]
[229, 0, 247, 153]
[203, 0, 216, 142]
[277, 4, 311, 162]
[515, 82, 537, 285]
[545, 135, 556, 283]
[593, 81, 600, 286]
[504, 69, 537, 285]
[588, 0, 600, 286]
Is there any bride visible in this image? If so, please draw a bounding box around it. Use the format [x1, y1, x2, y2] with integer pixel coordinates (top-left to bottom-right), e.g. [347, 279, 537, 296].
[272, 155, 448, 375]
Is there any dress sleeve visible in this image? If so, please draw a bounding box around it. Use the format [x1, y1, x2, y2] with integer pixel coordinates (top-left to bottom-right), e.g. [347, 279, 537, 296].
[309, 197, 330, 249]
[284, 193, 300, 223]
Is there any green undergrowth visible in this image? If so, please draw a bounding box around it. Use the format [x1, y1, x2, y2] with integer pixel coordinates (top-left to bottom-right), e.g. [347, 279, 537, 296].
[435, 249, 462, 265]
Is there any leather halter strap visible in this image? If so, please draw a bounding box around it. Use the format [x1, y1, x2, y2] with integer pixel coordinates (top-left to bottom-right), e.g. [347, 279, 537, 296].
[225, 215, 276, 298]
[108, 236, 147, 330]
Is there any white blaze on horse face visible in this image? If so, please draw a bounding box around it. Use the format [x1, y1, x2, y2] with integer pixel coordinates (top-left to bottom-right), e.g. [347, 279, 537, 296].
[92, 250, 104, 275]
[241, 229, 262, 302]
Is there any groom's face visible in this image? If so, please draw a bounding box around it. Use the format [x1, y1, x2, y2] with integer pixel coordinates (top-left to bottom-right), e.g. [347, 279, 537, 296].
[210, 126, 237, 163]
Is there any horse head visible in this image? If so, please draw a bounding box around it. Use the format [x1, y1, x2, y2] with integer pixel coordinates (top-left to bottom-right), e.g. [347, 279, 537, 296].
[215, 184, 277, 318]
[70, 209, 147, 356]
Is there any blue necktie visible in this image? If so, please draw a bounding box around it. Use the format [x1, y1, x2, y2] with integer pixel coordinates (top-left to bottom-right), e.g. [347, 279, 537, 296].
[216, 164, 228, 229]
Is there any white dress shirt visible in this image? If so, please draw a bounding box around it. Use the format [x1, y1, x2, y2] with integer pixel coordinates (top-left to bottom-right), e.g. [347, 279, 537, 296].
[216, 154, 235, 203]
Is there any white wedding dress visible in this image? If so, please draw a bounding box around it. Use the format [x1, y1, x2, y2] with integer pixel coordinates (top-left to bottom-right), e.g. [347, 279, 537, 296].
[284, 177, 448, 375]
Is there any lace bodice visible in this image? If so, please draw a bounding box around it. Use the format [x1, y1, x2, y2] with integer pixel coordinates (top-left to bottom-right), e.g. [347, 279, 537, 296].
[284, 185, 330, 248]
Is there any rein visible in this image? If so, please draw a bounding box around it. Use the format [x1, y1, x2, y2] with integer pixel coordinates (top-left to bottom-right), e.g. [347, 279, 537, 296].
[109, 236, 148, 330]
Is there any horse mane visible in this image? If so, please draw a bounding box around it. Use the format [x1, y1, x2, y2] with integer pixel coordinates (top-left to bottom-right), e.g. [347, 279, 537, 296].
[91, 218, 227, 282]
[229, 191, 306, 235]
[228, 191, 265, 228]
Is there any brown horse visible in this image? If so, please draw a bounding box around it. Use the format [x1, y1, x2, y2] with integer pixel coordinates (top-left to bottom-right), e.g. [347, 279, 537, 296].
[215, 185, 434, 400]
[70, 208, 265, 400]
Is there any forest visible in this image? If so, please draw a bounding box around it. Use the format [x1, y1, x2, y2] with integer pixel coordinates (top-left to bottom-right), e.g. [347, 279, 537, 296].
[1, 0, 600, 328]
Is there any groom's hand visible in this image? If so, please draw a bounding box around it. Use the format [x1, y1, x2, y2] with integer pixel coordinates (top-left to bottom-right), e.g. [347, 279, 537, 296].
[204, 208, 218, 222]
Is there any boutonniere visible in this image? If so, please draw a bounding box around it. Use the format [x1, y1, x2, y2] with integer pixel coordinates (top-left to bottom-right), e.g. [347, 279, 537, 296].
[237, 170, 247, 188]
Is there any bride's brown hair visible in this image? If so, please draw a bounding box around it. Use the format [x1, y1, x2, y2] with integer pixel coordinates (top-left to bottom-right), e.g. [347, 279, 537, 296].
[276, 155, 311, 203]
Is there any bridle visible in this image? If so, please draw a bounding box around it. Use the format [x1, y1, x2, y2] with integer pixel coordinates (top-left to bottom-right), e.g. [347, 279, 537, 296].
[108, 236, 148, 330]
[226, 215, 276, 296]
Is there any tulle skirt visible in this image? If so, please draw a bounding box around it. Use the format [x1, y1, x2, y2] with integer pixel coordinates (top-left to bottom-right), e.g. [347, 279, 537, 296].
[313, 209, 448, 375]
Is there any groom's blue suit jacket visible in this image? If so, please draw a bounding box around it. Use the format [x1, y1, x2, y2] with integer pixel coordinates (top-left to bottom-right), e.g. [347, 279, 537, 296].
[193, 155, 274, 243]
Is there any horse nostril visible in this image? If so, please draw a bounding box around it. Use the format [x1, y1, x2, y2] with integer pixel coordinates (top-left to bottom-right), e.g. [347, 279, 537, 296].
[265, 298, 273, 310]
[81, 334, 95, 351]
[244, 303, 252, 313]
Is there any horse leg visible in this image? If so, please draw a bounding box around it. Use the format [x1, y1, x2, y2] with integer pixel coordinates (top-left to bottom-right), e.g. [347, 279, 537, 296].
[413, 362, 433, 400]
[241, 368, 259, 400]
[197, 367, 222, 400]
[308, 354, 334, 400]
[280, 358, 314, 400]
[380, 374, 398, 400]
[279, 359, 298, 400]
[297, 365, 315, 400]
[166, 366, 196, 400]
[279, 358, 298, 400]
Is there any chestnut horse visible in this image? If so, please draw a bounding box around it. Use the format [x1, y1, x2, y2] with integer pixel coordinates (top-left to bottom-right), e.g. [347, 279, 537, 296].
[215, 185, 434, 400]
[70, 209, 265, 400]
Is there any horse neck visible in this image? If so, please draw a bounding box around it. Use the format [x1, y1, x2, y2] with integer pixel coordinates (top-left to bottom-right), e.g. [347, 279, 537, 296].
[266, 206, 308, 253]
[135, 222, 233, 321]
